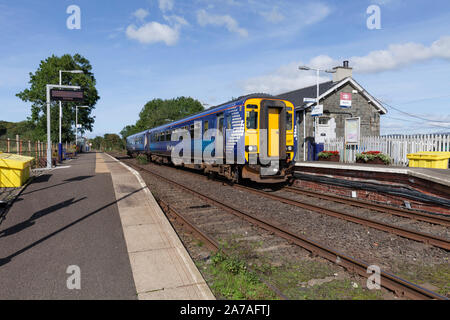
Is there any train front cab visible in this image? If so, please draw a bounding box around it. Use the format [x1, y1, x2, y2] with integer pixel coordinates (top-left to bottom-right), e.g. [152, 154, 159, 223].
[242, 98, 295, 183]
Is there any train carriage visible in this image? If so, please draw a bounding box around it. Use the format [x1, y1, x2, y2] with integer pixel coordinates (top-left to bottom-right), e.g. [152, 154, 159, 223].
[126, 94, 297, 183]
[126, 131, 147, 156]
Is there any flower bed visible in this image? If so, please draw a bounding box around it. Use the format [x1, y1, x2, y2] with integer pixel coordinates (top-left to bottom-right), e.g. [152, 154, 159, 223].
[356, 151, 391, 165]
[318, 151, 340, 162]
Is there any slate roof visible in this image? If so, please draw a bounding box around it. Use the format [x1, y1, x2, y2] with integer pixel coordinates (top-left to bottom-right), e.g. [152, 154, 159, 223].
[275, 81, 335, 108]
[275, 77, 387, 114]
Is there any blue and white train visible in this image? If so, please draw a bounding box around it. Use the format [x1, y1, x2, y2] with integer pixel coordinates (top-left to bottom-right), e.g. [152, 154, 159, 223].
[126, 94, 297, 183]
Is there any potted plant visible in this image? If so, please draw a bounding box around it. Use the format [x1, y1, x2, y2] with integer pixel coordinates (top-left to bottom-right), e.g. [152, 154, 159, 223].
[318, 150, 340, 162]
[356, 151, 391, 165]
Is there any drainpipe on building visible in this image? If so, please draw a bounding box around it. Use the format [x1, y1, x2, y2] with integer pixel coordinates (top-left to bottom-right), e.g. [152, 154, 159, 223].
[303, 108, 306, 161]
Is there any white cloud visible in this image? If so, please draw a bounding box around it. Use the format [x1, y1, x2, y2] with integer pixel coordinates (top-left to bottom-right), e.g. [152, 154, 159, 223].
[349, 36, 450, 73]
[197, 9, 248, 37]
[260, 7, 285, 23]
[163, 15, 189, 27]
[126, 7, 188, 46]
[302, 3, 331, 25]
[126, 22, 180, 46]
[133, 8, 149, 21]
[244, 36, 450, 91]
[241, 61, 331, 95]
[159, 0, 174, 13]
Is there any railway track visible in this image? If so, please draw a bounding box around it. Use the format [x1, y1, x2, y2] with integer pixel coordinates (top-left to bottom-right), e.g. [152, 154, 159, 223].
[115, 155, 448, 300]
[284, 186, 450, 227]
[153, 192, 289, 300]
[234, 185, 450, 251]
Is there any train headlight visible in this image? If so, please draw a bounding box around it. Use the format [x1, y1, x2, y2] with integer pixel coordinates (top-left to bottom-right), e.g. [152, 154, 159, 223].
[286, 145, 294, 152]
[246, 145, 258, 152]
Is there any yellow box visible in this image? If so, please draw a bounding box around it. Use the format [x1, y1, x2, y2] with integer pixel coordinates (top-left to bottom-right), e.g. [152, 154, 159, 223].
[407, 152, 450, 169]
[0, 153, 34, 188]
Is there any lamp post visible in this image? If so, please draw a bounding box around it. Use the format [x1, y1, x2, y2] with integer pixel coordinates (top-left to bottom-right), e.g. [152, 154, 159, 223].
[45, 84, 81, 169]
[75, 106, 89, 148]
[59, 70, 84, 162]
[298, 66, 335, 161]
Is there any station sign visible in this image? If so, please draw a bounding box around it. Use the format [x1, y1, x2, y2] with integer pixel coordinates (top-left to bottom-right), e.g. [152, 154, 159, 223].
[311, 104, 323, 117]
[50, 89, 84, 102]
[303, 97, 316, 104]
[340, 92, 352, 108]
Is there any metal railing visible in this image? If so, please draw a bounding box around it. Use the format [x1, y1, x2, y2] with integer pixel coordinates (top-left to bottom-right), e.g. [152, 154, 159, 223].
[324, 134, 450, 166]
[0, 136, 77, 168]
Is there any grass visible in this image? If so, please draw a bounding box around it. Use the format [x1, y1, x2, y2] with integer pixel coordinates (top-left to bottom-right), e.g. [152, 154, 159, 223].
[253, 258, 383, 300]
[198, 251, 278, 300]
[198, 238, 385, 300]
[136, 154, 148, 165]
[396, 262, 450, 296]
[295, 279, 383, 300]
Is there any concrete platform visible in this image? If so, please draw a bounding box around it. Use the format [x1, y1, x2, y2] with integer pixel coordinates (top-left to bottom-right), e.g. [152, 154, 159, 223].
[102, 153, 215, 300]
[295, 161, 450, 188]
[0, 152, 214, 300]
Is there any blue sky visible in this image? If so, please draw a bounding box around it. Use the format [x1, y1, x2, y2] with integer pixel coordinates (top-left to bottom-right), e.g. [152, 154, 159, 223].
[1, 0, 450, 137]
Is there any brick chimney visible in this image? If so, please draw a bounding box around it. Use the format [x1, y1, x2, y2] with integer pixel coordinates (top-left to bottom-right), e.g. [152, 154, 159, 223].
[333, 60, 353, 82]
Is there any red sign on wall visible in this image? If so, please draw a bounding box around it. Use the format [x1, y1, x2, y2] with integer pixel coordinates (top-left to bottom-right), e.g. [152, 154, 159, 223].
[340, 92, 352, 108]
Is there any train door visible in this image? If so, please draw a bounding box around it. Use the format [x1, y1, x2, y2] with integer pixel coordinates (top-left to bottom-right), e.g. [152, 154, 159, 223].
[216, 113, 224, 161]
[224, 114, 233, 163]
[144, 132, 149, 151]
[260, 100, 286, 161]
[268, 108, 280, 158]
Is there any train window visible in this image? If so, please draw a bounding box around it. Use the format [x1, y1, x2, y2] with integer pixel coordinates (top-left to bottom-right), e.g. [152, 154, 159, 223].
[246, 111, 258, 129]
[226, 117, 232, 130]
[160, 132, 165, 142]
[166, 131, 171, 141]
[286, 112, 293, 130]
[194, 122, 201, 137]
[203, 121, 209, 134]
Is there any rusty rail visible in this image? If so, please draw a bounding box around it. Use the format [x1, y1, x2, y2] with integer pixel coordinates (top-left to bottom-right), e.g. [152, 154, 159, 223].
[234, 184, 450, 251]
[145, 170, 289, 300]
[285, 186, 450, 227]
[118, 156, 448, 300]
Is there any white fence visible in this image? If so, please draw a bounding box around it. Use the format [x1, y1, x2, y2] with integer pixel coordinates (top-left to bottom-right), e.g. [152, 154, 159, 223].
[324, 135, 450, 166]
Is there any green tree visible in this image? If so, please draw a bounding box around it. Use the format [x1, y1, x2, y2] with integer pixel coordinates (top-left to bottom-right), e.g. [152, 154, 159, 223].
[90, 136, 103, 150]
[120, 124, 140, 139]
[0, 120, 37, 140]
[16, 54, 100, 142]
[90, 134, 124, 151]
[121, 97, 204, 138]
[103, 134, 124, 151]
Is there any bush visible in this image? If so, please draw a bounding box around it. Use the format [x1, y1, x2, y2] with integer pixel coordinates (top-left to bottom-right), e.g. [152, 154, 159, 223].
[318, 151, 340, 159]
[136, 154, 148, 165]
[356, 151, 391, 165]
